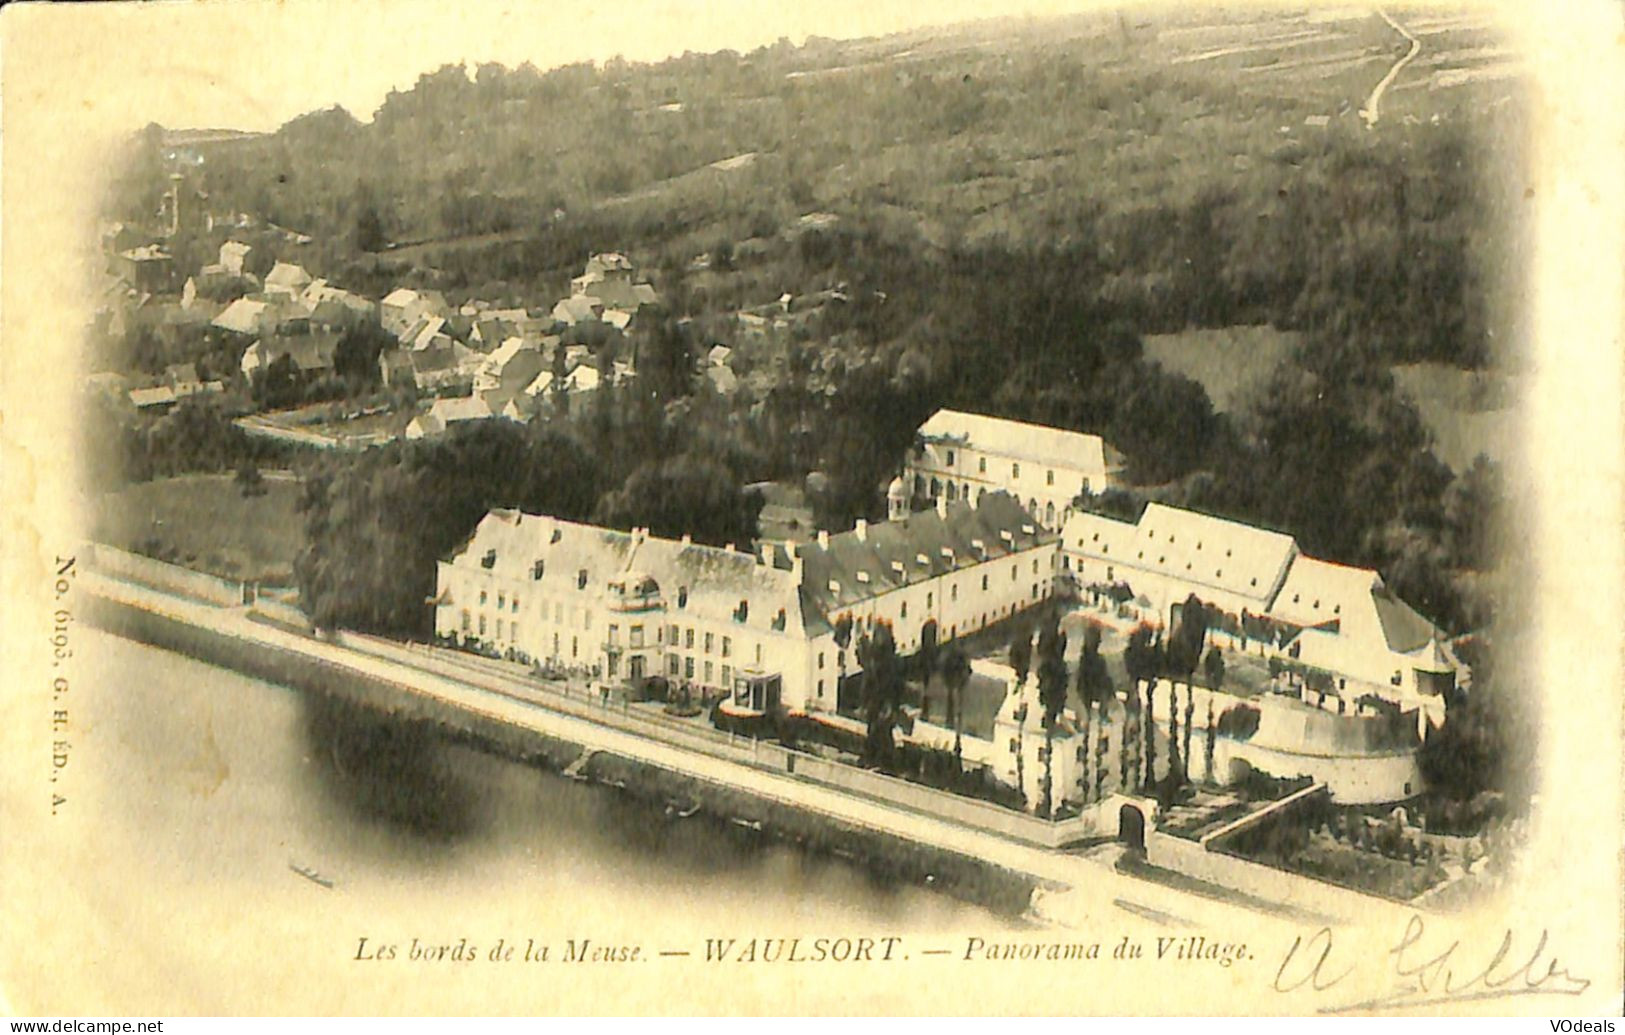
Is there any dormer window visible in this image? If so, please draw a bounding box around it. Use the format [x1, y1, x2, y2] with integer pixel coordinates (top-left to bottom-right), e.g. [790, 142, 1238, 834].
[577, 568, 589, 589]
[678, 586, 688, 608]
[891, 560, 905, 576]
[551, 529, 562, 544]
[916, 553, 929, 566]
[772, 609, 786, 631]
[1196, 541, 1203, 550]
[1216, 569, 1223, 578]
[1313, 599, 1320, 608]
[857, 571, 870, 584]
[481, 549, 497, 569]
[828, 579, 841, 594]
[1293, 593, 1300, 603]
[532, 560, 545, 580]
[1250, 577, 1258, 587]
[1333, 604, 1341, 614]
[734, 600, 749, 623]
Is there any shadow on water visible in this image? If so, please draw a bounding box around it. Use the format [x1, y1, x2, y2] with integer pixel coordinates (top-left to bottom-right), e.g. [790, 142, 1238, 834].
[301, 690, 481, 841]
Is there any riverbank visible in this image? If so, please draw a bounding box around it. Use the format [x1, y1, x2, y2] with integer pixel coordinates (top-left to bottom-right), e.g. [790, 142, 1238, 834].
[83, 589, 1042, 918]
[80, 567, 1410, 931]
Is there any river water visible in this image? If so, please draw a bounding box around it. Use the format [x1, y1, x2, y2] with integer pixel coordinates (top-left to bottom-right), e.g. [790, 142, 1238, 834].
[44, 630, 1009, 1012]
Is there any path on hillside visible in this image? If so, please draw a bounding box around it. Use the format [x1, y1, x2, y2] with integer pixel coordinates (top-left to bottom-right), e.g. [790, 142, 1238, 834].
[1361, 6, 1421, 128]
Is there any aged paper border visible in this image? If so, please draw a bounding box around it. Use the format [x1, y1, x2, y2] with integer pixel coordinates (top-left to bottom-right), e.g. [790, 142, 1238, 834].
[2, 0, 1621, 1016]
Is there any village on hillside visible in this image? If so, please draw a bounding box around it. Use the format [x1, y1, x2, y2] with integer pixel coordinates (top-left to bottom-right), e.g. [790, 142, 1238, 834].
[80, 6, 1525, 918]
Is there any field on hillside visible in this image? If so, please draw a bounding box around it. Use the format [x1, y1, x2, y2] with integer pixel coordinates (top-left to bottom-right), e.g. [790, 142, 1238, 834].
[93, 473, 305, 585]
[1142, 325, 1301, 413]
[155, 4, 1525, 292]
[1392, 362, 1517, 473]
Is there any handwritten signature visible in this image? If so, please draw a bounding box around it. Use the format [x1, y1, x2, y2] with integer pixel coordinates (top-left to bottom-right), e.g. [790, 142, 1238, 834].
[1274, 914, 1591, 1012]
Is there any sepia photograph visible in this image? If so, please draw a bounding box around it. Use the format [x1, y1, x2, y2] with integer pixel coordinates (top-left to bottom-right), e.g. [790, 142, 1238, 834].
[1, 0, 1620, 1018]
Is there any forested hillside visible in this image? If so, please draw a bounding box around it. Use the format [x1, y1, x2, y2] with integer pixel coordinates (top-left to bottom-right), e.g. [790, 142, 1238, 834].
[102, 7, 1525, 642]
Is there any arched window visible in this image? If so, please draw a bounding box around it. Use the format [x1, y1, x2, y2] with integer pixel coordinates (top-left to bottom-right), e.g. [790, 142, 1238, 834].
[930, 477, 941, 497]
[946, 482, 957, 501]
[1044, 501, 1056, 526]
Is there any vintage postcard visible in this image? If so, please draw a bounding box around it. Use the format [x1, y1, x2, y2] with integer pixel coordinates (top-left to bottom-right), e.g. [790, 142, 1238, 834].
[1, 0, 1621, 1017]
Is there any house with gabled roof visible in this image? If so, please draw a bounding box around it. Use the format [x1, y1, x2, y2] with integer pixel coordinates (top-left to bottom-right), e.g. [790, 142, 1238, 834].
[211, 297, 276, 337]
[904, 409, 1124, 531]
[474, 337, 545, 395]
[381, 287, 449, 339]
[263, 261, 313, 300]
[405, 394, 502, 439]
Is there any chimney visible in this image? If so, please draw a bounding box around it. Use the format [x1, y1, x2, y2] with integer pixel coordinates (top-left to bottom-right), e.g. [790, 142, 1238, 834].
[854, 518, 868, 542]
[818, 529, 830, 550]
[680, 533, 692, 546]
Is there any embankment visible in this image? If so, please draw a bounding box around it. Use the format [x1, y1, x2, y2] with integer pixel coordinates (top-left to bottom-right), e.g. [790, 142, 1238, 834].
[84, 593, 1040, 917]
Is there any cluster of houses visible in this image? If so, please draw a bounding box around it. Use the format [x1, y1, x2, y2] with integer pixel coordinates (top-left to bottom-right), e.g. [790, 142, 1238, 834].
[97, 227, 664, 431]
[389, 253, 657, 438]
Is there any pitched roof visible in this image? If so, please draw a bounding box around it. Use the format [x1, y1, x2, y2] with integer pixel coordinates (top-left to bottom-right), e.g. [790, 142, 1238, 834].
[382, 287, 420, 308]
[1268, 556, 1379, 629]
[128, 386, 177, 408]
[1372, 586, 1439, 655]
[1061, 511, 1140, 568]
[264, 262, 312, 290]
[443, 510, 804, 639]
[426, 394, 496, 425]
[521, 370, 554, 396]
[795, 491, 1052, 627]
[552, 295, 602, 325]
[410, 317, 449, 351]
[564, 364, 601, 392]
[1132, 502, 1299, 605]
[917, 408, 1108, 474]
[212, 297, 270, 335]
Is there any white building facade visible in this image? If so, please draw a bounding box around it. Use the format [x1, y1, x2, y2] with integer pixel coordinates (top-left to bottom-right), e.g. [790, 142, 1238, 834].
[434, 492, 1059, 716]
[902, 409, 1121, 531]
[1060, 502, 1462, 706]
